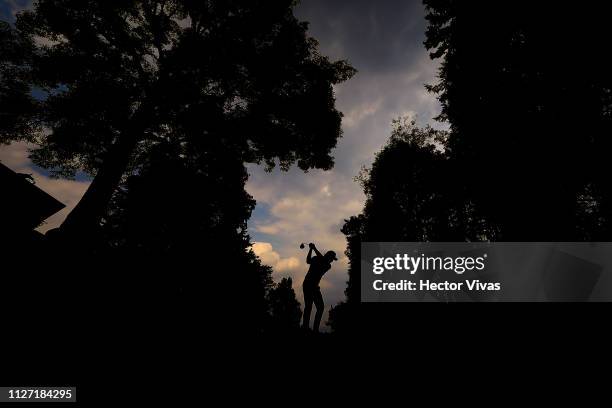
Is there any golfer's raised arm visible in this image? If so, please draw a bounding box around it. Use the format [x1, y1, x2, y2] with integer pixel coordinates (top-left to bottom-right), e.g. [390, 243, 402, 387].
[310, 243, 323, 258]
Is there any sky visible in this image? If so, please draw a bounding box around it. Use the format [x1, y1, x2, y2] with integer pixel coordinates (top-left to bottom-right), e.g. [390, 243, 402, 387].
[0, 0, 442, 326]
[247, 0, 443, 324]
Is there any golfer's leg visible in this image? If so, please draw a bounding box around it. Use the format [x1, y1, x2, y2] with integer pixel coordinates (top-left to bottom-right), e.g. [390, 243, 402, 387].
[313, 289, 324, 333]
[302, 288, 313, 329]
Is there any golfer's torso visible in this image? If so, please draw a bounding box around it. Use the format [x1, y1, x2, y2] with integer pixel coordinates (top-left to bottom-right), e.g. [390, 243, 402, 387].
[303, 257, 330, 289]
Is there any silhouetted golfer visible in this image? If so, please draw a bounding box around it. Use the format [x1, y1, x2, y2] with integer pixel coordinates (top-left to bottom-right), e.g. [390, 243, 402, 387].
[302, 242, 337, 333]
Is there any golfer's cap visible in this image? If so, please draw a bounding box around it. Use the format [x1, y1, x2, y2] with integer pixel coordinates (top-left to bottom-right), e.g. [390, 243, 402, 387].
[326, 250, 338, 261]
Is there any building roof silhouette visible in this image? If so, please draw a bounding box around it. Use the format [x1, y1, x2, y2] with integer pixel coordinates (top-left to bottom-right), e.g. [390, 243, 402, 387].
[0, 162, 65, 231]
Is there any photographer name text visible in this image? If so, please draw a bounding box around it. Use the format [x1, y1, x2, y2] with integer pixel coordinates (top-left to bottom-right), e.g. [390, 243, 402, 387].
[371, 253, 500, 292]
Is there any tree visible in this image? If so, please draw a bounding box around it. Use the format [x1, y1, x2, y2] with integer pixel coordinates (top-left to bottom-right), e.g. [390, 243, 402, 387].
[424, 1, 612, 240]
[2, 0, 355, 240]
[0, 1, 355, 338]
[267, 277, 302, 332]
[101, 139, 275, 333]
[0, 21, 37, 143]
[332, 2, 612, 331]
[332, 120, 470, 333]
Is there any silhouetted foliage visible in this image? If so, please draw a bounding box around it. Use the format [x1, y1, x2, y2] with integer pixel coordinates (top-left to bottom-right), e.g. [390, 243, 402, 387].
[101, 140, 274, 332]
[332, 2, 612, 332]
[424, 0, 612, 240]
[0, 1, 354, 338]
[332, 120, 458, 333]
[2, 0, 355, 237]
[267, 277, 302, 332]
[0, 21, 36, 142]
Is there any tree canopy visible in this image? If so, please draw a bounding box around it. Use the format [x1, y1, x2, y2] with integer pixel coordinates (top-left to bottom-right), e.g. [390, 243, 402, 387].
[267, 277, 302, 332]
[333, 1, 612, 332]
[1, 0, 355, 236]
[331, 120, 458, 332]
[0, 0, 355, 336]
[424, 0, 612, 240]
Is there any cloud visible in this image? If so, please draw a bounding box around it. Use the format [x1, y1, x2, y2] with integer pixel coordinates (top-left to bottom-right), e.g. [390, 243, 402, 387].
[246, 0, 444, 330]
[0, 0, 31, 21]
[297, 0, 428, 74]
[276, 257, 301, 273]
[247, 166, 363, 328]
[342, 98, 383, 128]
[252, 242, 301, 274]
[0, 142, 90, 232]
[248, 168, 363, 252]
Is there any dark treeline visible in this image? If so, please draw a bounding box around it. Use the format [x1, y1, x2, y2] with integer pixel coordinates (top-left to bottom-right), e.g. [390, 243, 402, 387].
[331, 1, 612, 332]
[0, 0, 354, 350]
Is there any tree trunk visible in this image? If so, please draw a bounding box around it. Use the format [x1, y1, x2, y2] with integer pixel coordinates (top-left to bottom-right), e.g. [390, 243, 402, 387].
[59, 113, 147, 237]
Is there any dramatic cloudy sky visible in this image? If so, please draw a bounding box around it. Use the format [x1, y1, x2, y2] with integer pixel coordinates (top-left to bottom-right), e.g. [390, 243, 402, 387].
[0, 0, 442, 326]
[249, 0, 443, 324]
